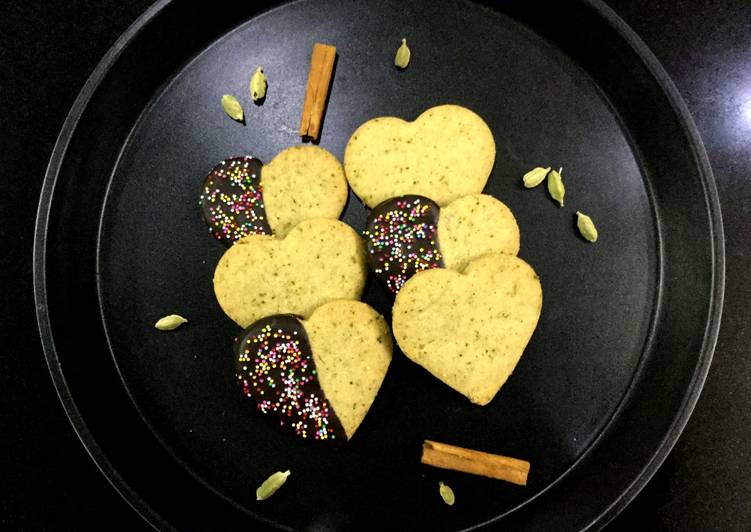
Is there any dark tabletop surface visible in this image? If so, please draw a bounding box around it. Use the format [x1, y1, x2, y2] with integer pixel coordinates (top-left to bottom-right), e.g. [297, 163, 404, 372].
[1, 1, 748, 530]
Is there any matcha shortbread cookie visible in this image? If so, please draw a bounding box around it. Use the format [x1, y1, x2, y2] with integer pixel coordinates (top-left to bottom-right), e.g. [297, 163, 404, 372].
[213, 219, 367, 327]
[200, 146, 348, 245]
[363, 194, 520, 293]
[235, 300, 393, 442]
[344, 104, 496, 208]
[392, 253, 542, 405]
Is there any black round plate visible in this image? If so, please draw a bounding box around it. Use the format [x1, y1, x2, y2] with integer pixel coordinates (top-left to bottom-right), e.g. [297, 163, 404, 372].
[34, 0, 724, 530]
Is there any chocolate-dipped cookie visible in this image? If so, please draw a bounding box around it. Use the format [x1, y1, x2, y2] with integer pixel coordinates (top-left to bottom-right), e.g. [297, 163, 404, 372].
[199, 146, 348, 245]
[199, 156, 269, 245]
[363, 195, 444, 294]
[364, 194, 520, 294]
[235, 300, 392, 442]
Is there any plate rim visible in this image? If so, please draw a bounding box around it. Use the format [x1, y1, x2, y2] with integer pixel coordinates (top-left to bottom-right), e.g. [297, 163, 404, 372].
[33, 1, 174, 529]
[32, 0, 725, 530]
[577, 1, 725, 527]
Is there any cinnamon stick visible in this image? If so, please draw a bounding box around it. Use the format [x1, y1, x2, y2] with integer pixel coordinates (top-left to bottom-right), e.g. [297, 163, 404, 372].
[299, 42, 337, 141]
[421, 440, 530, 486]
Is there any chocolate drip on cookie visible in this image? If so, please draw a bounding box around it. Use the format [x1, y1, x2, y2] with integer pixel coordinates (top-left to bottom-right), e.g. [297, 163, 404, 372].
[234, 314, 346, 443]
[363, 195, 444, 294]
[199, 156, 271, 245]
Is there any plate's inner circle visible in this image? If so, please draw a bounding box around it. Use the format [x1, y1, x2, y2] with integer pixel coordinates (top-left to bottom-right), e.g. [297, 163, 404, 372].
[98, 0, 657, 529]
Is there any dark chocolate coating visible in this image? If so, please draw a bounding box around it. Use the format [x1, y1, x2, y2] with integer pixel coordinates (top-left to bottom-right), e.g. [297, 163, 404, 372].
[199, 156, 271, 245]
[363, 195, 445, 294]
[234, 314, 346, 443]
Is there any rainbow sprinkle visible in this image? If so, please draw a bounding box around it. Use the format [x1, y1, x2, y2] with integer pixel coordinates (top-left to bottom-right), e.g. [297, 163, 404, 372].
[235, 320, 342, 442]
[199, 156, 271, 245]
[363, 195, 444, 293]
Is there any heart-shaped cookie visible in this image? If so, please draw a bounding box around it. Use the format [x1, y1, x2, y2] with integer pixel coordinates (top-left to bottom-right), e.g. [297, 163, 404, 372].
[213, 219, 367, 327]
[392, 253, 542, 405]
[363, 194, 520, 293]
[235, 300, 393, 442]
[344, 104, 495, 208]
[199, 146, 347, 245]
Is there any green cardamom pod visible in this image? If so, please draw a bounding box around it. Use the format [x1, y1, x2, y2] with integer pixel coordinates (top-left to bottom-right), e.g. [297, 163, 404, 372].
[394, 38, 411, 69]
[220, 94, 244, 122]
[547, 167, 565, 207]
[576, 211, 598, 242]
[256, 470, 290, 501]
[523, 166, 550, 188]
[154, 314, 188, 331]
[250, 67, 267, 102]
[439, 481, 455, 506]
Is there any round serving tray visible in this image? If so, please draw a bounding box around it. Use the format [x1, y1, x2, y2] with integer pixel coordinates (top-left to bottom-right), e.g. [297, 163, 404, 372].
[35, 1, 724, 529]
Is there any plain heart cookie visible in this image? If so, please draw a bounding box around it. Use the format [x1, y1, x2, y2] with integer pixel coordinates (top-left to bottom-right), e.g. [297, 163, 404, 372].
[213, 219, 367, 327]
[199, 146, 347, 245]
[343, 104, 495, 208]
[363, 194, 519, 293]
[392, 253, 542, 405]
[235, 300, 393, 442]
